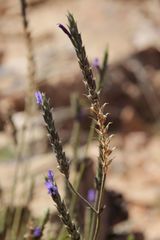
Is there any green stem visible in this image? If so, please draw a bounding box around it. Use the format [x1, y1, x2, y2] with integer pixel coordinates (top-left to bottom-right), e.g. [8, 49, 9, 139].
[68, 181, 97, 214]
[69, 163, 85, 215]
[84, 207, 93, 240]
[92, 172, 106, 240]
[89, 172, 106, 240]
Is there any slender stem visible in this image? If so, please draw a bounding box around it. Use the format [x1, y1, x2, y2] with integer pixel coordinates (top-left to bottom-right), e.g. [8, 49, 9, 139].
[69, 163, 85, 215]
[20, 0, 37, 114]
[10, 117, 28, 205]
[92, 172, 106, 240]
[84, 207, 93, 240]
[88, 172, 105, 240]
[68, 181, 97, 214]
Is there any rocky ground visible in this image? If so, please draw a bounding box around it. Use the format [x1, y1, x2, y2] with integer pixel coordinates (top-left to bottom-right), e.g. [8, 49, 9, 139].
[0, 0, 160, 239]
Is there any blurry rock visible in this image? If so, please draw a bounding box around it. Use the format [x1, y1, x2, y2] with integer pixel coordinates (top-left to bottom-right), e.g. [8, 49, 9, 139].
[133, 19, 158, 49]
[39, 73, 84, 108]
[0, 91, 25, 131]
[124, 132, 149, 151]
[152, 70, 160, 100]
[1, 46, 160, 133]
[0, 132, 14, 161]
[1, 0, 160, 137]
[12, 112, 48, 155]
[0, 132, 12, 148]
[103, 47, 160, 129]
[120, 106, 146, 132]
[0, 51, 4, 64]
[0, 64, 26, 129]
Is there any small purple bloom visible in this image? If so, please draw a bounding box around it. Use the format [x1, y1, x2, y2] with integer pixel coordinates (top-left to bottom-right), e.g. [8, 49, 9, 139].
[93, 58, 100, 69]
[33, 227, 41, 238]
[58, 23, 72, 39]
[45, 180, 58, 195]
[87, 189, 96, 203]
[48, 170, 54, 182]
[35, 91, 43, 105]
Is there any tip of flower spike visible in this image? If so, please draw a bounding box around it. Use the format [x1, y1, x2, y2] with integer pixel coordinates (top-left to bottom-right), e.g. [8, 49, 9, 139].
[33, 227, 41, 238]
[48, 170, 54, 182]
[87, 189, 96, 203]
[35, 91, 43, 105]
[45, 170, 58, 195]
[58, 23, 72, 39]
[58, 23, 64, 28]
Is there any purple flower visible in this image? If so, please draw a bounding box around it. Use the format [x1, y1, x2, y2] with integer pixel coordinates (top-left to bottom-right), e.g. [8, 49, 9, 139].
[45, 170, 58, 195]
[33, 227, 41, 238]
[58, 23, 72, 39]
[45, 181, 58, 195]
[93, 58, 100, 69]
[48, 170, 54, 182]
[87, 189, 96, 203]
[35, 91, 43, 105]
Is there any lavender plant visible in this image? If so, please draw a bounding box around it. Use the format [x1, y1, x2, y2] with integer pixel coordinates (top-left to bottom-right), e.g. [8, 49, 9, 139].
[34, 13, 112, 240]
[0, 3, 114, 240]
[0, 1, 144, 238]
[59, 13, 112, 240]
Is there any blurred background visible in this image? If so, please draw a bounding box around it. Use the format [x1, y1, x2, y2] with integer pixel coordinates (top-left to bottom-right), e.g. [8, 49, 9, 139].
[0, 0, 160, 239]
